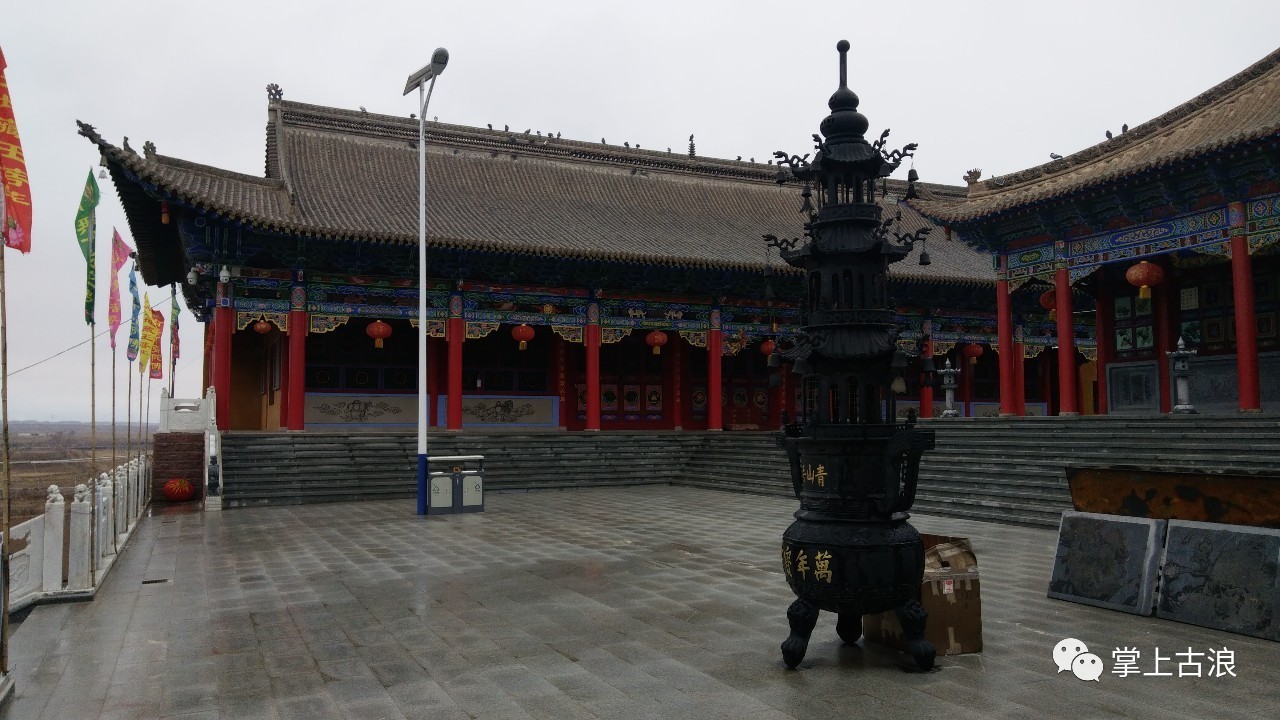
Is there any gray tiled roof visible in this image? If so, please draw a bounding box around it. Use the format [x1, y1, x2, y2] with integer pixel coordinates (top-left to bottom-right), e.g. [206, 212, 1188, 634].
[80, 99, 991, 285]
[912, 46, 1280, 224]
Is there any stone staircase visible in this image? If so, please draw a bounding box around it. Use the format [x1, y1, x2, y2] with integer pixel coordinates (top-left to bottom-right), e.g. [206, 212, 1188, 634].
[219, 417, 1280, 527]
[219, 432, 704, 508]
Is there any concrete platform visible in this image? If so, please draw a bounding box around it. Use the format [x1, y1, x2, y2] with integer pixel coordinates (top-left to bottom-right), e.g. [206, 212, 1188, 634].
[2, 486, 1277, 720]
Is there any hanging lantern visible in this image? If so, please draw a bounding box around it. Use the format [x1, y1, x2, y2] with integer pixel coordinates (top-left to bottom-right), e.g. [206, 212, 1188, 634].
[512, 324, 535, 350]
[253, 320, 272, 335]
[1125, 260, 1165, 300]
[1039, 289, 1057, 321]
[645, 330, 668, 355]
[759, 339, 776, 357]
[160, 200, 170, 225]
[366, 320, 392, 348]
[962, 343, 984, 364]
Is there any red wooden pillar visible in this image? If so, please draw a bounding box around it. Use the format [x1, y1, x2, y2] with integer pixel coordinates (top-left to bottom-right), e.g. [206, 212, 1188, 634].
[212, 280, 233, 430]
[287, 310, 306, 430]
[996, 273, 1016, 416]
[961, 353, 974, 416]
[670, 338, 684, 429]
[1095, 274, 1114, 415]
[1229, 201, 1261, 412]
[585, 301, 601, 430]
[707, 309, 723, 431]
[1154, 260, 1175, 414]
[1055, 268, 1079, 415]
[447, 292, 464, 430]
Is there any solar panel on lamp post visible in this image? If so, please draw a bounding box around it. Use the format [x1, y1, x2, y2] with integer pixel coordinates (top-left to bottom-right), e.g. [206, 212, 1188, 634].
[404, 47, 449, 516]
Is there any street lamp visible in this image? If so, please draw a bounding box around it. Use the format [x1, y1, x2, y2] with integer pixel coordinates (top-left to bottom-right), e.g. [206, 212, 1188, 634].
[404, 47, 449, 516]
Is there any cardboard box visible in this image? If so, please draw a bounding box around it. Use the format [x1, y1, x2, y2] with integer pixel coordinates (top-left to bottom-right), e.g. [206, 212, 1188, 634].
[862, 534, 983, 655]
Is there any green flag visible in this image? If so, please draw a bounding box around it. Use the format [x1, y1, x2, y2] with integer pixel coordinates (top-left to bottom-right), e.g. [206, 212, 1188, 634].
[75, 170, 100, 325]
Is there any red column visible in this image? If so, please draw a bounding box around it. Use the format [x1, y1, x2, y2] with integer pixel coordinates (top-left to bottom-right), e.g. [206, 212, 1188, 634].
[996, 275, 1016, 416]
[961, 353, 974, 416]
[1055, 268, 1079, 415]
[212, 296, 233, 430]
[918, 335, 933, 419]
[447, 293, 464, 430]
[1154, 262, 1175, 414]
[585, 302, 601, 431]
[707, 309, 723, 431]
[671, 338, 684, 430]
[1229, 202, 1261, 411]
[286, 310, 306, 430]
[1095, 276, 1113, 415]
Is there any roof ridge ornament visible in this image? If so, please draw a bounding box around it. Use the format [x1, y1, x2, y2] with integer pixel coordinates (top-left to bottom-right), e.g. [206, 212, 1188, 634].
[266, 83, 284, 101]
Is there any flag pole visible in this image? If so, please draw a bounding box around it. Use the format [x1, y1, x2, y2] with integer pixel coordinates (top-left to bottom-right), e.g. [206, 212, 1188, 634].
[110, 344, 117, 554]
[1, 240, 13, 674]
[89, 319, 97, 584]
[126, 349, 132, 519]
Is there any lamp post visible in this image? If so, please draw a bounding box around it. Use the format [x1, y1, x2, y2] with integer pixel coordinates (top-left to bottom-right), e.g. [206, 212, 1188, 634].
[1168, 336, 1197, 414]
[940, 359, 961, 417]
[404, 47, 449, 516]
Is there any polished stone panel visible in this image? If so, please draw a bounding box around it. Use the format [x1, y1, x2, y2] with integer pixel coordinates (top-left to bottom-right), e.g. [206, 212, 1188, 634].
[1158, 519, 1280, 641]
[1047, 511, 1165, 615]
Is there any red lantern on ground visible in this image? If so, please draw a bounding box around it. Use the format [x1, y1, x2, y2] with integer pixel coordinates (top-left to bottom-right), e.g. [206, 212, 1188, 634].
[962, 343, 984, 364]
[512, 324, 535, 350]
[759, 339, 776, 356]
[162, 478, 195, 502]
[645, 330, 668, 355]
[253, 320, 271, 334]
[366, 320, 392, 348]
[1125, 260, 1165, 299]
[1039, 289, 1057, 321]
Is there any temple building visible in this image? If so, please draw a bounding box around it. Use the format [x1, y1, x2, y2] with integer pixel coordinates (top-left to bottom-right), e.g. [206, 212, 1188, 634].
[78, 90, 1030, 432]
[912, 46, 1280, 416]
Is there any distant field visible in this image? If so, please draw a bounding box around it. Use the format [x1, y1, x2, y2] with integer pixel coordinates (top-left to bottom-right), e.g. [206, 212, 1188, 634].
[3, 421, 157, 526]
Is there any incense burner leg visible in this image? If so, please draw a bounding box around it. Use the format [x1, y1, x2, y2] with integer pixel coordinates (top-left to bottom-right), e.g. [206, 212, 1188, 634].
[894, 599, 935, 671]
[781, 597, 820, 670]
[835, 611, 862, 645]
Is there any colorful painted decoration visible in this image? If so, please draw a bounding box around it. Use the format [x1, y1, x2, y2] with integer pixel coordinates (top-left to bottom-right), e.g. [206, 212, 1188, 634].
[645, 330, 668, 355]
[512, 323, 535, 350]
[366, 319, 392, 348]
[1125, 260, 1165, 299]
[162, 478, 195, 502]
[253, 320, 272, 334]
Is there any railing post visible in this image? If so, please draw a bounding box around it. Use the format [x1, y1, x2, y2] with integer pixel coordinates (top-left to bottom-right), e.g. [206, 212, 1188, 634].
[97, 473, 115, 560]
[67, 484, 93, 590]
[114, 466, 128, 542]
[42, 485, 65, 593]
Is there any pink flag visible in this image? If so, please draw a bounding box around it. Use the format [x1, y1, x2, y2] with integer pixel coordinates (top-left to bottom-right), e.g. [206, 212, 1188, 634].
[108, 229, 133, 348]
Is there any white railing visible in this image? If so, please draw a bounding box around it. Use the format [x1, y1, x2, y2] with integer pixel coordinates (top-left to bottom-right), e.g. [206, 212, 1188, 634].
[6, 453, 151, 611]
[204, 387, 222, 512]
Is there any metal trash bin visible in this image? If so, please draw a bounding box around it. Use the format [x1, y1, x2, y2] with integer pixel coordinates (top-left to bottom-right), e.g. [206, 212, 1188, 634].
[427, 455, 484, 515]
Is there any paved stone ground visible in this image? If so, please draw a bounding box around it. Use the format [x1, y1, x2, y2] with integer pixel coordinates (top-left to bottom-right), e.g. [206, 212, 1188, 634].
[3, 486, 1278, 720]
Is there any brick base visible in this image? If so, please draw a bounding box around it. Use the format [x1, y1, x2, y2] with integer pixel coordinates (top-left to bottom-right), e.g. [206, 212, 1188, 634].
[153, 432, 205, 501]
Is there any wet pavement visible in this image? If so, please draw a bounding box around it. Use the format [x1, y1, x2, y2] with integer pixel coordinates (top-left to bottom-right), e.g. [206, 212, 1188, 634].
[2, 486, 1277, 720]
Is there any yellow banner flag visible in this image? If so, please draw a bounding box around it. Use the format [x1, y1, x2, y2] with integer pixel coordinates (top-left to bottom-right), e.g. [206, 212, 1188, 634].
[138, 294, 156, 371]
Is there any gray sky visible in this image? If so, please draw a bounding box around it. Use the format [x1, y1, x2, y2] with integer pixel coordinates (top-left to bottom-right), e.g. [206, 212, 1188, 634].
[3, 0, 1278, 421]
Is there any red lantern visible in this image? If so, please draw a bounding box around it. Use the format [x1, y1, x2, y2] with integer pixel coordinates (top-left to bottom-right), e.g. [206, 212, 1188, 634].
[645, 330, 668, 355]
[366, 320, 392, 348]
[962, 344, 984, 364]
[759, 339, 776, 356]
[512, 324, 535, 350]
[1125, 260, 1165, 300]
[1039, 289, 1057, 321]
[162, 478, 195, 502]
[160, 200, 170, 225]
[253, 320, 272, 334]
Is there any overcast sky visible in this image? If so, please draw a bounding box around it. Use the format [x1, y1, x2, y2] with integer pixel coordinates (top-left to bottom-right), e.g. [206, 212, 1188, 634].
[2, 0, 1278, 421]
